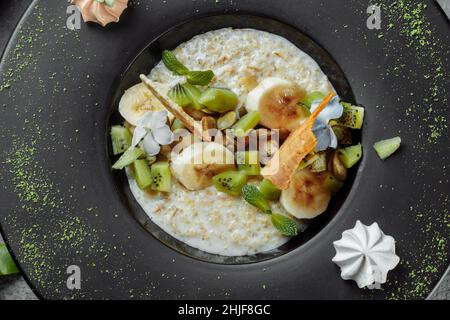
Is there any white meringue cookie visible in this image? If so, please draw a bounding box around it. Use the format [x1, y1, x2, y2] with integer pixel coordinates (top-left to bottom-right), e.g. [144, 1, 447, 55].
[332, 220, 400, 289]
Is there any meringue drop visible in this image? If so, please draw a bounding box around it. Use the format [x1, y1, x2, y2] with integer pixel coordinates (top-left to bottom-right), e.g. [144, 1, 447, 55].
[72, 0, 129, 27]
[332, 220, 400, 289]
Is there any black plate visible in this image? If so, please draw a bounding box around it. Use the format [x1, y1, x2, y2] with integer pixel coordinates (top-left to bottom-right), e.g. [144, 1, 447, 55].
[0, 0, 448, 299]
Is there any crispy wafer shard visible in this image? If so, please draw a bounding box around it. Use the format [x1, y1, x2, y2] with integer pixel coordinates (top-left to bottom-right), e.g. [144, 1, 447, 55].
[139, 75, 211, 142]
[261, 92, 335, 190]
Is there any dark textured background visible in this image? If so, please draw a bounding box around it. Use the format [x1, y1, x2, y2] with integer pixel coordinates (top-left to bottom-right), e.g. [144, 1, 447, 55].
[0, 0, 448, 300]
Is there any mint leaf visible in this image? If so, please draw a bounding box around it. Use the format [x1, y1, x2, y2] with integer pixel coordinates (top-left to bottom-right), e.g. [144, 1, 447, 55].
[186, 70, 215, 86]
[242, 185, 271, 213]
[162, 50, 189, 76]
[271, 214, 298, 236]
[0, 243, 19, 276]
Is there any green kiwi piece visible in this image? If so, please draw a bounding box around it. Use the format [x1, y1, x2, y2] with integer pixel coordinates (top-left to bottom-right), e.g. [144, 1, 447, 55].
[338, 102, 365, 129]
[338, 144, 363, 168]
[373, 137, 401, 160]
[298, 153, 319, 170]
[259, 179, 281, 201]
[321, 171, 344, 194]
[111, 125, 132, 155]
[168, 84, 192, 107]
[133, 159, 153, 190]
[168, 83, 204, 110]
[236, 151, 260, 176]
[198, 88, 239, 113]
[212, 171, 247, 196]
[112, 147, 144, 170]
[232, 111, 261, 137]
[151, 161, 172, 192]
[302, 91, 326, 108]
[182, 83, 204, 110]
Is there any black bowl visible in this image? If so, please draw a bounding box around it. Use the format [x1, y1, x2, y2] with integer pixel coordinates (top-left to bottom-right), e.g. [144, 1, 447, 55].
[109, 14, 359, 264]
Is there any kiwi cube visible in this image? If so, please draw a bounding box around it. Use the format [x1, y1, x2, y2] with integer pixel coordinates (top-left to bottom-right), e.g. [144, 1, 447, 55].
[212, 171, 248, 196]
[338, 103, 365, 129]
[338, 144, 363, 168]
[298, 153, 319, 170]
[132, 159, 153, 190]
[322, 172, 344, 194]
[150, 161, 171, 192]
[259, 179, 281, 200]
[232, 111, 261, 137]
[182, 83, 204, 110]
[111, 125, 132, 155]
[168, 84, 192, 107]
[373, 137, 401, 160]
[199, 88, 239, 113]
[236, 151, 261, 176]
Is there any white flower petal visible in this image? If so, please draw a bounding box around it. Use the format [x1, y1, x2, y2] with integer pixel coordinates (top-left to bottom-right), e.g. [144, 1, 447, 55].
[142, 131, 161, 156]
[152, 125, 174, 146]
[136, 112, 155, 128]
[311, 96, 343, 125]
[313, 124, 331, 151]
[146, 110, 168, 129]
[329, 126, 338, 149]
[132, 126, 148, 147]
[310, 96, 342, 151]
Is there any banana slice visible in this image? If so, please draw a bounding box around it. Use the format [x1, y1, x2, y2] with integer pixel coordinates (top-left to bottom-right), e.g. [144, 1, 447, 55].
[280, 169, 331, 219]
[171, 142, 236, 191]
[245, 77, 307, 132]
[119, 82, 167, 126]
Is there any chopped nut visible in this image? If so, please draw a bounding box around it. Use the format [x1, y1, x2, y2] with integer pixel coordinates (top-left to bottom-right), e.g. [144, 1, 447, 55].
[239, 75, 258, 91]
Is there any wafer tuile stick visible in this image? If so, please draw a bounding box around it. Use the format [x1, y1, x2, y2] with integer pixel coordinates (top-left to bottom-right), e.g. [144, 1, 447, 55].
[139, 74, 211, 142]
[261, 92, 335, 190]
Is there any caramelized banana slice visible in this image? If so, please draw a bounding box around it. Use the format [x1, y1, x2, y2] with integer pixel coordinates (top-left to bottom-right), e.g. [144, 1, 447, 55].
[245, 77, 307, 132]
[280, 169, 331, 219]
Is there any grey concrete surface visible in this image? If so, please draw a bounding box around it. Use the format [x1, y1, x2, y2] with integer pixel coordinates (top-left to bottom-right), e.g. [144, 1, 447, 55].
[0, 0, 449, 300]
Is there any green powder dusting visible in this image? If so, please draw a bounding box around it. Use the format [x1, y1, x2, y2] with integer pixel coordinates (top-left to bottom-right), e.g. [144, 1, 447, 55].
[387, 195, 449, 299]
[376, 0, 448, 144]
[4, 138, 60, 212]
[18, 225, 55, 287]
[0, 7, 44, 92]
[366, 0, 449, 300]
